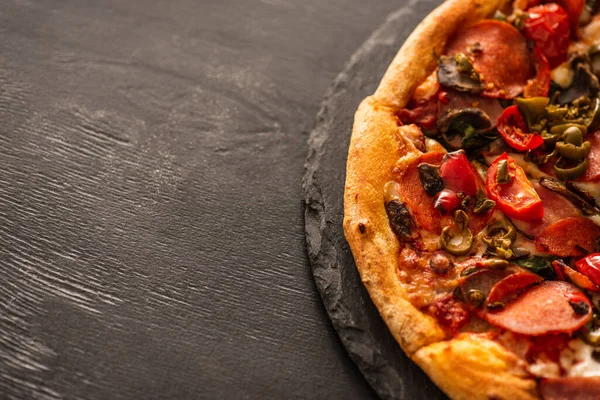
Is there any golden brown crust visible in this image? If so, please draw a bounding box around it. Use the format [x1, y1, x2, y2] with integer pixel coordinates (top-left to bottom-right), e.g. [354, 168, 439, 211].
[343, 0, 541, 399]
[413, 334, 538, 400]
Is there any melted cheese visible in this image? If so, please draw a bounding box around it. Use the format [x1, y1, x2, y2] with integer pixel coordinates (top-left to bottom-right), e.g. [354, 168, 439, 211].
[561, 339, 600, 377]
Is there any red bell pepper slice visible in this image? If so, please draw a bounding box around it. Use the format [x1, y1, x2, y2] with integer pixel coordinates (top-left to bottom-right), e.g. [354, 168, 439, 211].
[486, 153, 544, 220]
[497, 106, 544, 152]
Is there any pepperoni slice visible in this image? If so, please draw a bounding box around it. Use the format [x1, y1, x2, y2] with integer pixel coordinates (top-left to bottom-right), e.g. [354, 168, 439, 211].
[536, 217, 600, 257]
[485, 280, 592, 335]
[458, 268, 512, 300]
[397, 152, 491, 234]
[438, 89, 505, 126]
[444, 20, 532, 99]
[539, 377, 600, 400]
[397, 152, 445, 233]
[512, 182, 581, 237]
[580, 131, 600, 182]
[486, 270, 542, 305]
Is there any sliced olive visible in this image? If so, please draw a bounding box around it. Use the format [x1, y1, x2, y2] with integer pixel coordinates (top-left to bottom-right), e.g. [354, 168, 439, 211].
[439, 210, 474, 256]
[554, 157, 589, 180]
[516, 97, 549, 131]
[555, 140, 591, 161]
[467, 289, 485, 307]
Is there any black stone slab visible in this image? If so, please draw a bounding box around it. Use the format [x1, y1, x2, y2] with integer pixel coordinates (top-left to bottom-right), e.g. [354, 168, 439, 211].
[304, 1, 449, 399]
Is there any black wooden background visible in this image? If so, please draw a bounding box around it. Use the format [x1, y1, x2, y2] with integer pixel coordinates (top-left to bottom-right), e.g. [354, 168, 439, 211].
[0, 0, 427, 399]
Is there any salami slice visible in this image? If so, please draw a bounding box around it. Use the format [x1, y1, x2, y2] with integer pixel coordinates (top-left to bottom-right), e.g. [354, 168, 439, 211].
[397, 152, 492, 234]
[539, 377, 600, 400]
[444, 20, 532, 99]
[486, 270, 542, 305]
[512, 182, 581, 237]
[581, 131, 600, 182]
[397, 152, 445, 233]
[535, 217, 600, 257]
[485, 281, 592, 335]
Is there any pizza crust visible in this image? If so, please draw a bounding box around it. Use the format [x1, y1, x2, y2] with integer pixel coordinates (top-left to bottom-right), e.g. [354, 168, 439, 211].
[343, 0, 541, 398]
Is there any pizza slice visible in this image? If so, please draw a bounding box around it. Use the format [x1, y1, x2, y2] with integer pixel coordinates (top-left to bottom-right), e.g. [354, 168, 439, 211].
[343, 0, 600, 398]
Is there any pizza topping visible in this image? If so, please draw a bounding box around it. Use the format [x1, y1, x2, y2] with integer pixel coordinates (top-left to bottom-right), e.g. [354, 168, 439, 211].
[539, 176, 600, 215]
[418, 163, 444, 196]
[515, 255, 557, 278]
[525, 46, 552, 98]
[576, 253, 600, 286]
[486, 153, 544, 220]
[536, 217, 600, 256]
[439, 210, 474, 256]
[385, 200, 415, 242]
[397, 96, 440, 131]
[539, 377, 600, 400]
[439, 150, 479, 196]
[397, 152, 445, 233]
[558, 56, 599, 105]
[457, 267, 512, 304]
[437, 54, 485, 94]
[581, 130, 600, 181]
[497, 105, 545, 152]
[516, 96, 550, 132]
[431, 293, 470, 333]
[433, 189, 461, 215]
[554, 259, 600, 292]
[437, 107, 492, 137]
[485, 280, 592, 335]
[486, 269, 543, 305]
[428, 252, 454, 275]
[524, 4, 571, 68]
[444, 20, 532, 99]
[482, 220, 519, 259]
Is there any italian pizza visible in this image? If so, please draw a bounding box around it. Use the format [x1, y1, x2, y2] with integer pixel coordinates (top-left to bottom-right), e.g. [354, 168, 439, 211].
[343, 0, 600, 399]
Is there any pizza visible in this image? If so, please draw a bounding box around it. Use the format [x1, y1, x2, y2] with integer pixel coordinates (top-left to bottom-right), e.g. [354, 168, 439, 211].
[343, 0, 600, 399]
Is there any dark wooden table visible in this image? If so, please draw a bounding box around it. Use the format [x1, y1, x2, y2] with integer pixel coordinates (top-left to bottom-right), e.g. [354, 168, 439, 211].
[0, 0, 414, 398]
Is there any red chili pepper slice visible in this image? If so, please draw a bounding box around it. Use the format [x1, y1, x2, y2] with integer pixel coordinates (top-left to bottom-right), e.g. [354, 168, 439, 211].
[497, 106, 544, 152]
[576, 253, 600, 287]
[523, 4, 571, 68]
[486, 153, 544, 220]
[439, 150, 478, 196]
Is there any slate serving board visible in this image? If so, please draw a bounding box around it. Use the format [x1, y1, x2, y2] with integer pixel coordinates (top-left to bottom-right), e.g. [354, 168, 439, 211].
[303, 1, 449, 399]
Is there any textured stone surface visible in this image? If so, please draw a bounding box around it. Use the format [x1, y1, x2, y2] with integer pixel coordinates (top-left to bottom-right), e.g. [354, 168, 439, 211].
[0, 0, 423, 399]
[304, 1, 448, 399]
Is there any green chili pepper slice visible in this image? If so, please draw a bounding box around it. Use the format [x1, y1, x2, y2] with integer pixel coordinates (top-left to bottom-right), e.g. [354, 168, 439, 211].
[554, 157, 589, 180]
[516, 97, 549, 131]
[555, 141, 591, 161]
[439, 210, 474, 256]
[550, 124, 587, 139]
